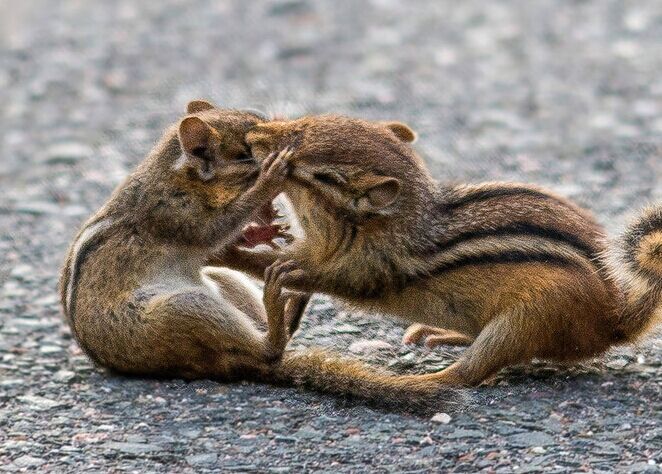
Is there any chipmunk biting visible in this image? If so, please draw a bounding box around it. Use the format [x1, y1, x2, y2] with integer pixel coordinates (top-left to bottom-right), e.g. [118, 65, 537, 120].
[59, 103, 453, 410]
[237, 114, 662, 387]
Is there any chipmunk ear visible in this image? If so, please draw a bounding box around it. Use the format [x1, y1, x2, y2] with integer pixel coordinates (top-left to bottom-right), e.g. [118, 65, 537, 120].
[178, 117, 220, 180]
[186, 99, 215, 114]
[382, 121, 417, 143]
[178, 116, 214, 159]
[357, 176, 401, 212]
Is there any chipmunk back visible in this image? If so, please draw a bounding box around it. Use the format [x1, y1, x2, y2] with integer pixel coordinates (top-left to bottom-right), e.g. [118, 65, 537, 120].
[242, 115, 662, 387]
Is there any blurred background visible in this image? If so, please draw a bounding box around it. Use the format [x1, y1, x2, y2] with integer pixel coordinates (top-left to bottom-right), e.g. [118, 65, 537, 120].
[0, 1, 660, 471]
[1, 1, 660, 236]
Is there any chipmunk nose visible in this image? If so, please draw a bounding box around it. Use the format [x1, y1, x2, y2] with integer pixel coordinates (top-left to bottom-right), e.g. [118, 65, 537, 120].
[246, 123, 277, 142]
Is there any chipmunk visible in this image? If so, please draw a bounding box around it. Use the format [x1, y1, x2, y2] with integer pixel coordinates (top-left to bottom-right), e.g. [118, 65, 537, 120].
[228, 114, 662, 387]
[59, 102, 453, 410]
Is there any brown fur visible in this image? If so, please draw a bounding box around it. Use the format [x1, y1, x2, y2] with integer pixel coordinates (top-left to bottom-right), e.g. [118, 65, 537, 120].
[235, 114, 662, 387]
[59, 104, 452, 410]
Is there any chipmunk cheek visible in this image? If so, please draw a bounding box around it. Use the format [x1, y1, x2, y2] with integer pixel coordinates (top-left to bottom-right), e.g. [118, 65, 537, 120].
[245, 129, 278, 162]
[246, 144, 268, 163]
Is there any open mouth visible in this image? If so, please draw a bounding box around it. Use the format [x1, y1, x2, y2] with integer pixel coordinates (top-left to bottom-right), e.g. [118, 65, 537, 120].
[238, 202, 293, 248]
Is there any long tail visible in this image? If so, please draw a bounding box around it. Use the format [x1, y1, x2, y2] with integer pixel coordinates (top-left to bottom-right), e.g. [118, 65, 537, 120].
[260, 348, 462, 413]
[607, 204, 662, 342]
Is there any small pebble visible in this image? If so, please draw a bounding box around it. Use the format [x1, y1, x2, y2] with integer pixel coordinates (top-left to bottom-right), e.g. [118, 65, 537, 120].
[43, 142, 93, 165]
[186, 453, 218, 466]
[348, 339, 393, 354]
[431, 413, 452, 424]
[13, 455, 45, 469]
[53, 370, 77, 383]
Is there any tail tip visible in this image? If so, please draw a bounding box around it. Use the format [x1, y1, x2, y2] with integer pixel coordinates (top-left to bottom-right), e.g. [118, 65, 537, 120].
[636, 230, 662, 275]
[621, 204, 662, 278]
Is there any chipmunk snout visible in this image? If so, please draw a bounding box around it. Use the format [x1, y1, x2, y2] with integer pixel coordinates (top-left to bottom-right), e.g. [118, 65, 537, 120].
[246, 123, 292, 162]
[245, 130, 271, 162]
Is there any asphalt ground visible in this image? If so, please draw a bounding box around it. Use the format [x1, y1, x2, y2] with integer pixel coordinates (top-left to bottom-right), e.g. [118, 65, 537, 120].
[0, 1, 660, 472]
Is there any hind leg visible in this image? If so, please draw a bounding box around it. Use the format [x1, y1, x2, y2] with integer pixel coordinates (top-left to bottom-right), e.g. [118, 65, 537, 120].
[263, 260, 311, 344]
[410, 310, 531, 386]
[95, 286, 281, 379]
[202, 266, 266, 325]
[403, 324, 474, 348]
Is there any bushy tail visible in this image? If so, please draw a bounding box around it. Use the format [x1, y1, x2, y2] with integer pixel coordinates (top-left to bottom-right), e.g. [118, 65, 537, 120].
[607, 205, 662, 342]
[261, 348, 462, 413]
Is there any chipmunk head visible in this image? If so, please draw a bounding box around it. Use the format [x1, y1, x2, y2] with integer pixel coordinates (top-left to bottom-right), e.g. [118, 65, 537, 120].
[172, 100, 267, 186]
[245, 115, 428, 224]
[123, 101, 272, 245]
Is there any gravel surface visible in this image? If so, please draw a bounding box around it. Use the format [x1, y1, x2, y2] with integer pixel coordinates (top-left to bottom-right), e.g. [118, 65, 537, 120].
[1, 0, 661, 472]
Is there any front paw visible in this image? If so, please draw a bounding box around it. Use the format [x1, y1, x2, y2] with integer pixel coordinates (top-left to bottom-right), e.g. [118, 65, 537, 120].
[274, 224, 295, 245]
[283, 291, 311, 336]
[265, 258, 309, 290]
[253, 146, 295, 199]
[262, 260, 311, 354]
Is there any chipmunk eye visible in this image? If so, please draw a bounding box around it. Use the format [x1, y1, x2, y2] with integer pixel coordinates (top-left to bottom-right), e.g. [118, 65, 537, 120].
[313, 171, 345, 186]
[191, 146, 208, 159]
[234, 151, 255, 163]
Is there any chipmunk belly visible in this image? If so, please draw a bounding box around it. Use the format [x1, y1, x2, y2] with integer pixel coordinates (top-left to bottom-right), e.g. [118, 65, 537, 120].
[70, 236, 191, 363]
[360, 274, 485, 336]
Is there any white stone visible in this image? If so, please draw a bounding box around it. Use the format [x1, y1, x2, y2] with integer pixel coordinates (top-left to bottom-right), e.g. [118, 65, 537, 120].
[43, 142, 93, 164]
[348, 339, 393, 354]
[40, 345, 64, 355]
[18, 395, 66, 410]
[13, 455, 45, 468]
[431, 412, 452, 424]
[53, 370, 76, 383]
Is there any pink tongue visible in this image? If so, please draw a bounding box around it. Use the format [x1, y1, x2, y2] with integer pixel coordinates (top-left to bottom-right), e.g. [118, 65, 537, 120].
[239, 223, 281, 248]
[236, 201, 288, 248]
